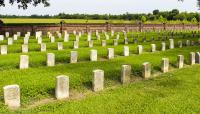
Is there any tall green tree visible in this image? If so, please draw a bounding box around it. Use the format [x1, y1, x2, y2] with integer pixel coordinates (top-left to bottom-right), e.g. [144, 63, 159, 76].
[0, 0, 49, 9]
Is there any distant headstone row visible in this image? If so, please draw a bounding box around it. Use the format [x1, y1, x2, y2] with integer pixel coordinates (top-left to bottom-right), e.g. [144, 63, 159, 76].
[0, 38, 198, 55]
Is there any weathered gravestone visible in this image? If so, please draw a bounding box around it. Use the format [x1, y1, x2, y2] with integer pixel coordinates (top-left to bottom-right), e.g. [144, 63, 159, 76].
[92, 69, 104, 92]
[24, 37, 29, 45]
[8, 38, 13, 45]
[37, 37, 42, 44]
[137, 45, 143, 54]
[121, 65, 131, 84]
[90, 50, 97, 61]
[19, 55, 29, 69]
[124, 38, 128, 44]
[88, 40, 93, 48]
[189, 52, 195, 65]
[161, 58, 169, 73]
[55, 75, 69, 99]
[177, 55, 184, 69]
[161, 42, 166, 51]
[142, 62, 151, 79]
[3, 85, 20, 109]
[57, 42, 63, 50]
[195, 52, 200, 64]
[178, 41, 183, 48]
[169, 39, 174, 49]
[1, 45, 7, 55]
[40, 43, 46, 52]
[22, 45, 28, 53]
[151, 44, 156, 52]
[113, 39, 118, 46]
[70, 51, 78, 63]
[107, 48, 114, 59]
[50, 36, 55, 43]
[13, 34, 18, 40]
[123, 46, 129, 56]
[101, 40, 106, 47]
[0, 35, 4, 41]
[5, 32, 9, 37]
[47, 53, 55, 66]
[64, 34, 69, 42]
[73, 41, 79, 49]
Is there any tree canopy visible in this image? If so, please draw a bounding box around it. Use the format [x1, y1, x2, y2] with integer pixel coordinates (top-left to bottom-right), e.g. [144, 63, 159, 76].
[0, 0, 49, 9]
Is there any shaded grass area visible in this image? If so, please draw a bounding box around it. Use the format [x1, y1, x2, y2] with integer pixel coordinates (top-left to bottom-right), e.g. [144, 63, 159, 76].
[0, 46, 199, 113]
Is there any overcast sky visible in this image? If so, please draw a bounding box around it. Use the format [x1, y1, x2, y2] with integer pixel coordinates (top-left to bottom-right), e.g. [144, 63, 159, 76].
[0, 0, 199, 15]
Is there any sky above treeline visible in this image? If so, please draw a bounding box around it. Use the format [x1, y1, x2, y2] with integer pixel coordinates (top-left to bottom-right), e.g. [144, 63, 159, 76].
[0, 0, 199, 15]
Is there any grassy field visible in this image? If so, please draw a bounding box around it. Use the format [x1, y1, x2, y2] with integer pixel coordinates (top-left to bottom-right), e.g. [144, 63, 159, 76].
[0, 31, 200, 113]
[0, 18, 196, 24]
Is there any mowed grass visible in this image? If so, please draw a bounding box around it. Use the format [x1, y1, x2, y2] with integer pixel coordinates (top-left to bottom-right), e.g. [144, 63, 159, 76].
[18, 64, 200, 114]
[0, 18, 134, 24]
[0, 18, 195, 24]
[0, 31, 199, 113]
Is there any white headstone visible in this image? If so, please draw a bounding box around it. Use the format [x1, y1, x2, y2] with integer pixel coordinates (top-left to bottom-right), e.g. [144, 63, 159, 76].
[107, 48, 114, 59]
[92, 69, 104, 92]
[195, 52, 200, 64]
[73, 41, 79, 49]
[151, 44, 156, 52]
[55, 75, 69, 99]
[90, 50, 97, 61]
[24, 37, 29, 45]
[40, 43, 46, 52]
[37, 37, 42, 44]
[88, 40, 93, 48]
[101, 40, 106, 47]
[64, 34, 69, 42]
[161, 58, 169, 73]
[123, 46, 129, 56]
[57, 42, 63, 50]
[161, 42, 166, 51]
[1, 45, 7, 55]
[22, 45, 28, 53]
[47, 53, 55, 66]
[50, 36, 55, 43]
[121, 65, 131, 84]
[177, 55, 184, 69]
[5, 32, 9, 37]
[169, 39, 174, 49]
[190, 52, 195, 65]
[142, 62, 151, 79]
[70, 51, 78, 63]
[13, 34, 18, 40]
[137, 45, 143, 54]
[3, 85, 20, 109]
[0, 35, 4, 41]
[113, 39, 118, 46]
[8, 38, 13, 45]
[19, 55, 29, 69]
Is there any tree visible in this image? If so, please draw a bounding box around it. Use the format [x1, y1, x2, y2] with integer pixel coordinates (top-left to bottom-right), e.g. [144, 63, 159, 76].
[0, 0, 50, 9]
[141, 16, 147, 23]
[159, 16, 166, 23]
[153, 10, 159, 15]
[191, 17, 198, 23]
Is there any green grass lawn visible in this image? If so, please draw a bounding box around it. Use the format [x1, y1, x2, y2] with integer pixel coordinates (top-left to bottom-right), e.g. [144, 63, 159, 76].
[18, 64, 200, 114]
[0, 18, 197, 24]
[0, 31, 200, 113]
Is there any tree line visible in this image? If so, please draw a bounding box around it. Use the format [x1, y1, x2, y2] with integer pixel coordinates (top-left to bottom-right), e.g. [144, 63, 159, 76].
[0, 9, 199, 23]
